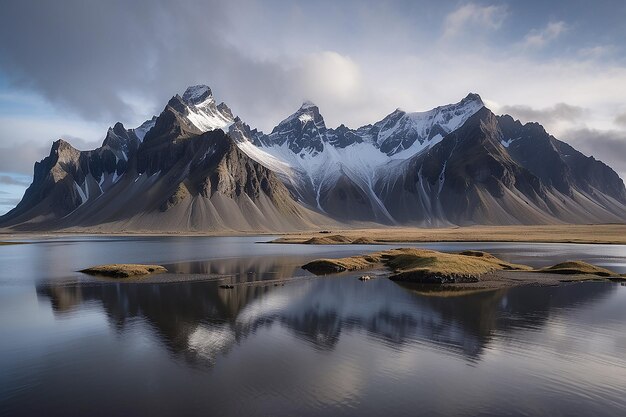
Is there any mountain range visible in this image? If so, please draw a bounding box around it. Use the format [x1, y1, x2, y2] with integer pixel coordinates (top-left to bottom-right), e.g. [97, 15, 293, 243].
[1, 84, 624, 232]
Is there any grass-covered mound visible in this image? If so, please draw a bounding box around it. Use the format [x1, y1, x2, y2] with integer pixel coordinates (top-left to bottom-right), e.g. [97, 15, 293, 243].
[303, 248, 625, 290]
[351, 237, 376, 244]
[273, 235, 380, 245]
[386, 249, 530, 283]
[302, 253, 383, 274]
[80, 264, 167, 278]
[303, 235, 353, 244]
[302, 248, 530, 283]
[538, 261, 617, 277]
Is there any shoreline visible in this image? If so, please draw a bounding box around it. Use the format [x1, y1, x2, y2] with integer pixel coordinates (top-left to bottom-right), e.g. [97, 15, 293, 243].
[2, 224, 626, 245]
[269, 224, 626, 245]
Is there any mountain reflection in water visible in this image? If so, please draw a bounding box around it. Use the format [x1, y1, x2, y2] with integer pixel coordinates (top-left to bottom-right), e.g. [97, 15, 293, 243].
[37, 271, 617, 366]
[2, 238, 625, 417]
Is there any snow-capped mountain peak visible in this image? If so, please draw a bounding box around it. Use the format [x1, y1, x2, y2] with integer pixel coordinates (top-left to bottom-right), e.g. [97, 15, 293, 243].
[358, 92, 485, 155]
[461, 92, 483, 104]
[5, 84, 626, 232]
[229, 93, 489, 220]
[168, 90, 486, 218]
[300, 100, 317, 110]
[176, 85, 234, 132]
[182, 84, 213, 105]
[263, 101, 328, 154]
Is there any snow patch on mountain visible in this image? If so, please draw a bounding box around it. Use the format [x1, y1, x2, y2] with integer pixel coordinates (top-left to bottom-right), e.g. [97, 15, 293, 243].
[180, 85, 235, 132]
[236, 140, 296, 181]
[186, 101, 233, 131]
[134, 117, 157, 141]
[224, 92, 484, 215]
[298, 113, 314, 123]
[501, 137, 520, 148]
[74, 181, 88, 204]
[360, 93, 484, 155]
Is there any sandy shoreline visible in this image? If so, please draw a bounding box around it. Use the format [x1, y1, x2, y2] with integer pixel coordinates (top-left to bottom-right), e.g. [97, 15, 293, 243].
[270, 224, 626, 245]
[1, 224, 626, 244]
[4, 224, 626, 295]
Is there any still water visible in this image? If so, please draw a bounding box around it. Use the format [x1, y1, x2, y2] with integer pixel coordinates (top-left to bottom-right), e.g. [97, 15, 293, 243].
[1, 236, 625, 416]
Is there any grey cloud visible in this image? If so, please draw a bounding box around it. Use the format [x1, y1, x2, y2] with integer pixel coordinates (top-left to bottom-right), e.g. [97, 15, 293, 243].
[57, 136, 103, 151]
[0, 196, 21, 205]
[0, 142, 52, 175]
[0, 175, 31, 186]
[2, 0, 625, 135]
[0, 0, 155, 121]
[0, 0, 355, 130]
[521, 21, 568, 49]
[0, 196, 22, 214]
[499, 103, 586, 124]
[615, 112, 626, 127]
[2, 0, 626, 184]
[562, 127, 626, 179]
[443, 3, 508, 39]
[6, 0, 571, 134]
[0, 136, 103, 176]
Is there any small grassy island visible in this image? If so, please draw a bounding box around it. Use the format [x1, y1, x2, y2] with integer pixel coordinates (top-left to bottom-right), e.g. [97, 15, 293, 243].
[79, 264, 167, 278]
[273, 234, 380, 245]
[537, 261, 616, 277]
[303, 249, 529, 281]
[302, 248, 624, 290]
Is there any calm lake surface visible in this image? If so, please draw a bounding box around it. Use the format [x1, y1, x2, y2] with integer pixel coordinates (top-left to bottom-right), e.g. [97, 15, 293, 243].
[1, 236, 625, 416]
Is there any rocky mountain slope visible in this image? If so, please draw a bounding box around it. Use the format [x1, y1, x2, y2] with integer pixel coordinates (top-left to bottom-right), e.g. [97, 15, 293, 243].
[0, 86, 327, 232]
[232, 91, 625, 225]
[1, 84, 624, 231]
[375, 108, 626, 224]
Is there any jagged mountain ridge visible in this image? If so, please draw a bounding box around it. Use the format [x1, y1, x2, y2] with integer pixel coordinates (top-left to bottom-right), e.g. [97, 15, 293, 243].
[231, 93, 485, 221]
[0, 87, 327, 231]
[231, 92, 625, 224]
[1, 122, 144, 225]
[375, 108, 626, 224]
[1, 84, 625, 231]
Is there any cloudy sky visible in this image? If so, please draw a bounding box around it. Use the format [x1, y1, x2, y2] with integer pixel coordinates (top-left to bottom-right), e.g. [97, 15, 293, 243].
[1, 0, 626, 214]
